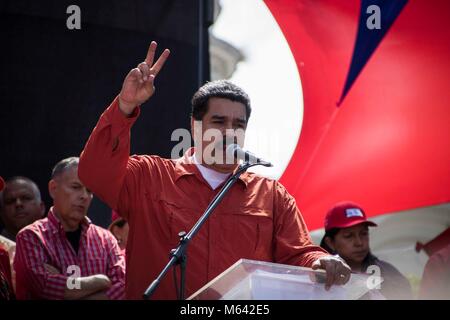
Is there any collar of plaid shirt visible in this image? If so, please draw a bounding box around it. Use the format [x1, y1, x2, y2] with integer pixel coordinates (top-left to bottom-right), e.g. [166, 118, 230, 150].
[47, 207, 91, 236]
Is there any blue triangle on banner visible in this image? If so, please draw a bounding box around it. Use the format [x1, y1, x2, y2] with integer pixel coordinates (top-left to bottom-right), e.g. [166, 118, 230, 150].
[337, 0, 408, 106]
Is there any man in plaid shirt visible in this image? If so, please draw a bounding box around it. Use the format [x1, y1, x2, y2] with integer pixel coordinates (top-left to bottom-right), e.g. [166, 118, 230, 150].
[14, 157, 125, 299]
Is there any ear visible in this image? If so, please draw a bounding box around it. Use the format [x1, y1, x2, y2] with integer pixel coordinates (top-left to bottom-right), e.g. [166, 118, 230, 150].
[48, 179, 57, 200]
[324, 237, 336, 252]
[191, 118, 204, 149]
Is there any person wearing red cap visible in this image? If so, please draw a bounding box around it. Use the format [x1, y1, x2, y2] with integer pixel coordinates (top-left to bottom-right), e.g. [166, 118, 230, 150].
[0, 176, 15, 300]
[108, 210, 128, 254]
[320, 202, 412, 299]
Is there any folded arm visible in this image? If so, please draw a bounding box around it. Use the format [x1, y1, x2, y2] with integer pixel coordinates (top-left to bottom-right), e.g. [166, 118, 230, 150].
[15, 230, 111, 300]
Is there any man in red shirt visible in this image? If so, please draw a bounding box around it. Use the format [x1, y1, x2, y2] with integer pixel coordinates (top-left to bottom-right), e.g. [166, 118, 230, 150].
[79, 41, 351, 299]
[14, 157, 125, 299]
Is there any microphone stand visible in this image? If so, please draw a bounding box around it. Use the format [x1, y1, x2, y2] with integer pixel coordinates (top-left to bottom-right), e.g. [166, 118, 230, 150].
[142, 160, 272, 300]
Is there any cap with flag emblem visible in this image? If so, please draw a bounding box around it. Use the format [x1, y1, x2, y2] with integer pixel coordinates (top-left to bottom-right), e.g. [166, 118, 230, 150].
[325, 201, 377, 231]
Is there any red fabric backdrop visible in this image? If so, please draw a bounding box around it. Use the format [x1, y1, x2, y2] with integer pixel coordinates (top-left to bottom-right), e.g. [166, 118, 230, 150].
[264, 0, 450, 230]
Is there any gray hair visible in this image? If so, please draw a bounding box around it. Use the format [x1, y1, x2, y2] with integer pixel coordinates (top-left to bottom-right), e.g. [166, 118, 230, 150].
[51, 157, 79, 179]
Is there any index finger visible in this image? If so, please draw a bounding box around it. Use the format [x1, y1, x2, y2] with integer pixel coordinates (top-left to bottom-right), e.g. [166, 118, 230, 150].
[325, 263, 337, 290]
[145, 41, 158, 66]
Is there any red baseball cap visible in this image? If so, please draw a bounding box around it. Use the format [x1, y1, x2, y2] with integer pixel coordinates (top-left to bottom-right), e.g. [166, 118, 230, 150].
[111, 210, 120, 222]
[0, 176, 5, 192]
[108, 210, 124, 230]
[324, 201, 377, 231]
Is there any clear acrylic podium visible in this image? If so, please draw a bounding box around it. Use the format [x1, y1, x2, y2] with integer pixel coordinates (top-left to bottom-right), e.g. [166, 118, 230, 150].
[188, 259, 375, 300]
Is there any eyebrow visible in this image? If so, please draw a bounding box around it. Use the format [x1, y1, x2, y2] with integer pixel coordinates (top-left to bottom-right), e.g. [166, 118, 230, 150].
[211, 115, 225, 121]
[5, 191, 34, 198]
[210, 115, 247, 124]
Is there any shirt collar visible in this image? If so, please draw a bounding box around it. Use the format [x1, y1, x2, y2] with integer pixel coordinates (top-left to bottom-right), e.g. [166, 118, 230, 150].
[48, 206, 91, 235]
[174, 147, 250, 188]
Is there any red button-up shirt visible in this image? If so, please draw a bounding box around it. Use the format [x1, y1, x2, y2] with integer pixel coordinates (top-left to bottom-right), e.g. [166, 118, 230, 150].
[79, 96, 328, 299]
[14, 208, 125, 300]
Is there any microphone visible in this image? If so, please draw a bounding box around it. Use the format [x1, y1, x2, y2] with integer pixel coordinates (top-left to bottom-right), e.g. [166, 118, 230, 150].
[226, 144, 273, 167]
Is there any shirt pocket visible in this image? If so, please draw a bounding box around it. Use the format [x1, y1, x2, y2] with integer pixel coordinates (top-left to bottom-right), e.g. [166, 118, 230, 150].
[84, 245, 108, 275]
[152, 194, 198, 246]
[218, 207, 273, 260]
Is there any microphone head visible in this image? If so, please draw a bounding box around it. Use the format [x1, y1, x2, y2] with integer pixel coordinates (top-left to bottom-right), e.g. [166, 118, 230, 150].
[225, 144, 273, 167]
[225, 143, 240, 155]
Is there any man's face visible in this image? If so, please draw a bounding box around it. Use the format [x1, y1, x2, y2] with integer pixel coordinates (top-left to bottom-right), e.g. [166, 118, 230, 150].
[328, 224, 370, 268]
[1, 179, 45, 234]
[49, 166, 92, 227]
[192, 97, 247, 173]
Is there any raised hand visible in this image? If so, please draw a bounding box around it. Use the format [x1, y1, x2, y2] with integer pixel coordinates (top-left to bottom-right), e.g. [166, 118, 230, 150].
[118, 41, 170, 115]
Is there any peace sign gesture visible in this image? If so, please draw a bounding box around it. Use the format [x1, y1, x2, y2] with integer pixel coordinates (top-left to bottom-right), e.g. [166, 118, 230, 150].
[118, 41, 170, 115]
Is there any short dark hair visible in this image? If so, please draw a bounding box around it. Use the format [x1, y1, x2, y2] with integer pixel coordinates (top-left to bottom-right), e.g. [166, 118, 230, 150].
[191, 80, 251, 122]
[4, 176, 42, 202]
[51, 157, 79, 179]
[320, 228, 340, 254]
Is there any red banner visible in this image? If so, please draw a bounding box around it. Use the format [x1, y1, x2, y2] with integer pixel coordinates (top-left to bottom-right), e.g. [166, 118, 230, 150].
[265, 0, 450, 230]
